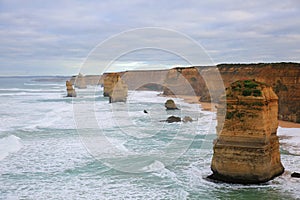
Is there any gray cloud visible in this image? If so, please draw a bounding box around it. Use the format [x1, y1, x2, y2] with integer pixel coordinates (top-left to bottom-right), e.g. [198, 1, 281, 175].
[0, 0, 299, 75]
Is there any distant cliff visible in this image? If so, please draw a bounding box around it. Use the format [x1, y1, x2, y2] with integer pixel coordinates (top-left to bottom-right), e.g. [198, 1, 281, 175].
[162, 63, 300, 123]
[70, 75, 103, 86]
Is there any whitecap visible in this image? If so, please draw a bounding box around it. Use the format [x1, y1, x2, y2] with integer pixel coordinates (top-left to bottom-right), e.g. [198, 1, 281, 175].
[24, 83, 62, 86]
[143, 160, 165, 172]
[0, 135, 23, 160]
[278, 127, 300, 155]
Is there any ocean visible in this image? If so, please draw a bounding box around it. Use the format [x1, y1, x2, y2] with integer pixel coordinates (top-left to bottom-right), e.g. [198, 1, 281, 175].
[0, 77, 299, 199]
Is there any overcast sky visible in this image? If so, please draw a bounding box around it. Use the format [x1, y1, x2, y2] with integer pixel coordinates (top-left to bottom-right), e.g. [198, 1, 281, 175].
[1, 0, 300, 75]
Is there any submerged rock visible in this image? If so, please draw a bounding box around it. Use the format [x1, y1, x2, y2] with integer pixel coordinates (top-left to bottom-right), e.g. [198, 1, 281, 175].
[66, 81, 76, 97]
[165, 99, 178, 110]
[291, 172, 300, 178]
[165, 116, 181, 123]
[182, 116, 193, 123]
[210, 80, 284, 184]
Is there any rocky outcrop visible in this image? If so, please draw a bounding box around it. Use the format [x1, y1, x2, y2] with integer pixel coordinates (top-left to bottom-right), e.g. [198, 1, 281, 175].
[66, 81, 76, 97]
[182, 116, 193, 123]
[165, 99, 178, 110]
[291, 172, 300, 178]
[165, 116, 181, 123]
[160, 116, 193, 123]
[210, 80, 284, 184]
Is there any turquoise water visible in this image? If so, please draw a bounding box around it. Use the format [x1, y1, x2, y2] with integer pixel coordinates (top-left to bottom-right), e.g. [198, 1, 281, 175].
[0, 77, 299, 199]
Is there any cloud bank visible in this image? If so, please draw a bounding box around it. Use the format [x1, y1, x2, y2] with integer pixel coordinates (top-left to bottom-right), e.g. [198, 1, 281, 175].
[0, 0, 299, 75]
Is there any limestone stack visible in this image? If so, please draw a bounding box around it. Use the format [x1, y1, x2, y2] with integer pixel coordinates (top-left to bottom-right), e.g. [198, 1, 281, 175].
[109, 77, 128, 103]
[103, 73, 128, 103]
[66, 80, 76, 97]
[103, 73, 121, 97]
[164, 99, 178, 110]
[210, 80, 284, 184]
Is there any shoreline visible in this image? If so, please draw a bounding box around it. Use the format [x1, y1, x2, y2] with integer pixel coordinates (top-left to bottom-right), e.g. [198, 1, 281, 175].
[171, 94, 300, 128]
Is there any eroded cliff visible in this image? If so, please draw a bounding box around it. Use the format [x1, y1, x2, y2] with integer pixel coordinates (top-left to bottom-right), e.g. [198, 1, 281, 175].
[162, 63, 300, 123]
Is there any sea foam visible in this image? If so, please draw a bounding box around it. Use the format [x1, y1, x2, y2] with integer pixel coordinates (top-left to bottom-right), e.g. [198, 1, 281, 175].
[0, 135, 23, 160]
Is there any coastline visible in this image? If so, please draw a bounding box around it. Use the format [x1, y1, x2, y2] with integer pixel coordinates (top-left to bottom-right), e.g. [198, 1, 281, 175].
[173, 94, 300, 128]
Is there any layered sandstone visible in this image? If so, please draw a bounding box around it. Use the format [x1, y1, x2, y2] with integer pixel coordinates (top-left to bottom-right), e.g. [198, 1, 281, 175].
[102, 73, 128, 103]
[109, 78, 128, 103]
[70, 74, 103, 86]
[74, 73, 87, 89]
[85, 62, 299, 123]
[210, 80, 284, 183]
[103, 73, 121, 97]
[66, 80, 76, 97]
[162, 63, 300, 123]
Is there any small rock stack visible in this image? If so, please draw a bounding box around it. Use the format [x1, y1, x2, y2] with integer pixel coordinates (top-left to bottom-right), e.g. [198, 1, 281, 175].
[164, 99, 179, 110]
[210, 80, 284, 184]
[66, 80, 76, 97]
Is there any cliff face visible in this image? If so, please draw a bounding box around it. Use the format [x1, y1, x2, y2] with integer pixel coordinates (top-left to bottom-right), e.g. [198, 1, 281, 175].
[217, 63, 300, 123]
[118, 70, 169, 91]
[70, 75, 103, 86]
[210, 80, 284, 183]
[163, 67, 209, 98]
[162, 63, 300, 123]
[87, 62, 299, 123]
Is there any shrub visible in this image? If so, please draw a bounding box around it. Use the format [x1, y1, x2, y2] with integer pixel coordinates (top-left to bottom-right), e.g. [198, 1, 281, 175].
[236, 112, 245, 119]
[242, 89, 252, 96]
[226, 111, 235, 119]
[253, 89, 262, 97]
[252, 102, 264, 106]
[244, 80, 258, 89]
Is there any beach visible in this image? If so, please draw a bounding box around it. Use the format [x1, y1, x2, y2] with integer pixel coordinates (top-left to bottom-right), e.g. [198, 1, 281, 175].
[174, 95, 300, 128]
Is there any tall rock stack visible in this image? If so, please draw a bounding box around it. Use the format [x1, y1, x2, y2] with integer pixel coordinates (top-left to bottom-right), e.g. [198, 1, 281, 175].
[210, 80, 284, 184]
[66, 80, 76, 97]
[109, 77, 128, 103]
[103, 73, 128, 103]
[103, 73, 121, 97]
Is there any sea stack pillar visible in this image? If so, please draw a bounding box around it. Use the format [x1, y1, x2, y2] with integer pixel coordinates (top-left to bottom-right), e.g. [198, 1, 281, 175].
[66, 80, 76, 97]
[103, 73, 128, 103]
[210, 80, 284, 184]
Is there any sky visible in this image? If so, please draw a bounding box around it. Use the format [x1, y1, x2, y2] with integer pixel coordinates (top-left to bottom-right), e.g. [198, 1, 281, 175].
[0, 0, 300, 75]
